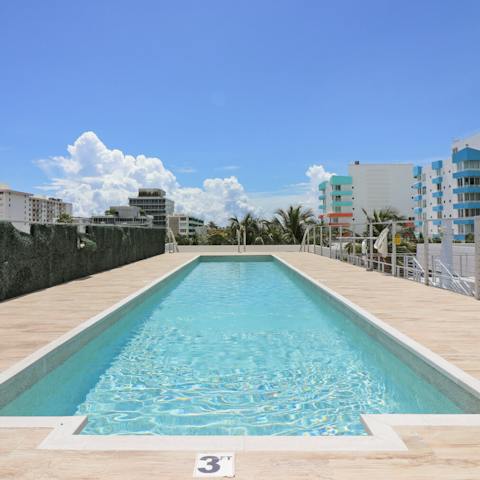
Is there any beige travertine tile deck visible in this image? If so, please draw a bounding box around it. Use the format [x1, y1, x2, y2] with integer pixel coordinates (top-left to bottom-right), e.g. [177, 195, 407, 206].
[1, 251, 480, 479]
[276, 252, 480, 379]
[0, 253, 197, 372]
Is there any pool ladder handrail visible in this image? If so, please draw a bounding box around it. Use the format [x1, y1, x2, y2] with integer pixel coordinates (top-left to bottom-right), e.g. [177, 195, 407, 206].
[432, 258, 474, 296]
[300, 225, 314, 252]
[237, 226, 246, 253]
[166, 227, 179, 253]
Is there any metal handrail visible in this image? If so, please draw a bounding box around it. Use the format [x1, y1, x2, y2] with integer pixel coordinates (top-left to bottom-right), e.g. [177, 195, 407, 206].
[432, 258, 474, 296]
[237, 228, 241, 253]
[303, 218, 479, 298]
[166, 227, 179, 253]
[299, 225, 313, 252]
[236, 226, 246, 253]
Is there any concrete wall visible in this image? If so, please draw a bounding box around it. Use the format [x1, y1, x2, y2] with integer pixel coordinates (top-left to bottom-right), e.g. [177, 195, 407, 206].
[0, 222, 165, 301]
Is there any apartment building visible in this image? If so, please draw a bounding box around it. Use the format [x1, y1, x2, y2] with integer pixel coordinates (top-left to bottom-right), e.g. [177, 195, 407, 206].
[91, 206, 153, 227]
[0, 184, 72, 231]
[319, 163, 413, 232]
[412, 161, 455, 239]
[30, 196, 73, 223]
[128, 188, 174, 228]
[412, 132, 480, 241]
[168, 214, 205, 237]
[0, 185, 31, 230]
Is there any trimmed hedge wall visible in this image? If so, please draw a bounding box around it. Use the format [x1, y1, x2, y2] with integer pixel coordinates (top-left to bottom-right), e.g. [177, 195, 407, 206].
[0, 222, 165, 301]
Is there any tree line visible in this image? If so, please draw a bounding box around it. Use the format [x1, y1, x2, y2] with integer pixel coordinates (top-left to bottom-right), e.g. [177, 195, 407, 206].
[175, 205, 420, 247]
[176, 205, 316, 245]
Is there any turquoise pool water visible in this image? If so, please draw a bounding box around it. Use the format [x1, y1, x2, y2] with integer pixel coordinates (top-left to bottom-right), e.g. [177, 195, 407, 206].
[0, 256, 462, 435]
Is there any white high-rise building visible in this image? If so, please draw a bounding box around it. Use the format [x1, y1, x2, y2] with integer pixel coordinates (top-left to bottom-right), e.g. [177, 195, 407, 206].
[128, 188, 174, 228]
[319, 163, 414, 232]
[0, 184, 72, 231]
[412, 132, 480, 240]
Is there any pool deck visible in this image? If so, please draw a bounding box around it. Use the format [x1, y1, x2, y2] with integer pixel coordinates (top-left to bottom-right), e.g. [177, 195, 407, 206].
[1, 251, 480, 479]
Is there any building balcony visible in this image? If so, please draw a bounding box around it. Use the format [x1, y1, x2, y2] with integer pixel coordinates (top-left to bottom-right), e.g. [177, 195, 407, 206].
[330, 175, 352, 186]
[413, 194, 422, 201]
[453, 170, 480, 179]
[318, 194, 326, 200]
[331, 201, 353, 207]
[318, 205, 326, 210]
[453, 219, 474, 225]
[453, 186, 480, 194]
[319, 181, 327, 191]
[452, 146, 480, 163]
[453, 201, 480, 210]
[432, 205, 443, 212]
[432, 219, 442, 226]
[326, 212, 353, 218]
[432, 176, 443, 184]
[432, 191, 443, 198]
[413, 207, 423, 214]
[412, 165, 422, 177]
[431, 160, 443, 170]
[412, 181, 422, 189]
[414, 220, 423, 227]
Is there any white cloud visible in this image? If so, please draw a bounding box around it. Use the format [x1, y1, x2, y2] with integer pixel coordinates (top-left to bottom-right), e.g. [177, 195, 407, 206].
[36, 131, 256, 225]
[305, 164, 334, 207]
[35, 131, 334, 224]
[216, 165, 240, 171]
[251, 164, 334, 217]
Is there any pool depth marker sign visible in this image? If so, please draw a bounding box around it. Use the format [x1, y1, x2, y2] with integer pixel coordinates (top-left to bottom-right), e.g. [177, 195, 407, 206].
[193, 452, 235, 477]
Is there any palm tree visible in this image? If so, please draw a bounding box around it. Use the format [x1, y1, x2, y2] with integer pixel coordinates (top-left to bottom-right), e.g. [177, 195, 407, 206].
[56, 213, 74, 224]
[262, 220, 285, 244]
[362, 207, 406, 237]
[362, 207, 416, 255]
[273, 205, 315, 244]
[228, 213, 264, 245]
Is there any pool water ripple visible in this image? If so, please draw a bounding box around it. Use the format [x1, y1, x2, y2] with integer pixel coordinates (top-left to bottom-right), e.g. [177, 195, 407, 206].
[74, 259, 460, 435]
[1, 258, 461, 435]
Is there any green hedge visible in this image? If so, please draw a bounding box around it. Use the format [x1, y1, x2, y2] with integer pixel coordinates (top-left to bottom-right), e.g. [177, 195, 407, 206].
[0, 222, 165, 301]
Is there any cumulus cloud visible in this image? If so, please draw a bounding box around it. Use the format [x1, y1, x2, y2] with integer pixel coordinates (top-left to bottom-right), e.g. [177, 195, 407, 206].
[304, 164, 334, 208]
[36, 131, 335, 224]
[36, 131, 256, 225]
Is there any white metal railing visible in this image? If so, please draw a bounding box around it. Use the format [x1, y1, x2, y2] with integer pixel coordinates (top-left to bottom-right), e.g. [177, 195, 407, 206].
[299, 224, 314, 252]
[397, 255, 425, 283]
[432, 258, 475, 296]
[166, 227, 179, 253]
[300, 217, 480, 299]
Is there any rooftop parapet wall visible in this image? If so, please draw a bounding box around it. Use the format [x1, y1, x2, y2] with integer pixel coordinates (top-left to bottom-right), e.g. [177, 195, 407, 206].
[0, 222, 165, 301]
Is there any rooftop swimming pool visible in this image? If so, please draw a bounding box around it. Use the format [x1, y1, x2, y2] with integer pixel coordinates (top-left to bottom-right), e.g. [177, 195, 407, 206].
[0, 255, 475, 436]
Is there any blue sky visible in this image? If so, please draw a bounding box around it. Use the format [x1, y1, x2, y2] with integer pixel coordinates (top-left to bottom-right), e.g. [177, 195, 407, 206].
[1, 0, 480, 221]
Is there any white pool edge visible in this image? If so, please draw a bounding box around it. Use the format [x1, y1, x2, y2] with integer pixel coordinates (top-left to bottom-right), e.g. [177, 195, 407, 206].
[1, 252, 480, 452]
